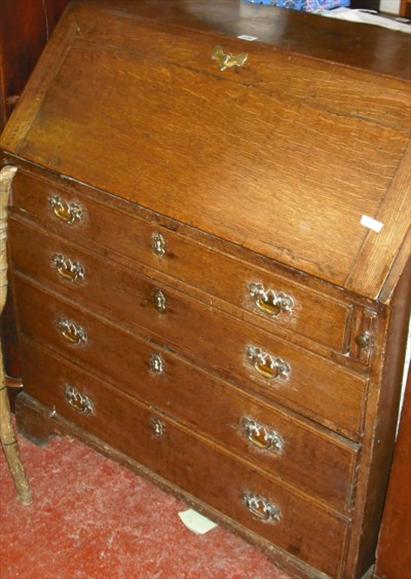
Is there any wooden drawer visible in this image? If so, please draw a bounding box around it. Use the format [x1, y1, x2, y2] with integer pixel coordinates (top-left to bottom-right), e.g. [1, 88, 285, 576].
[10, 220, 367, 440]
[17, 303, 358, 512]
[20, 338, 349, 578]
[12, 171, 352, 352]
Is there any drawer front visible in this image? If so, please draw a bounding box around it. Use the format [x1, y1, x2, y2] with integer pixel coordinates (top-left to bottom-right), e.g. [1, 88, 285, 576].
[20, 339, 348, 578]
[12, 172, 351, 352]
[10, 221, 367, 440]
[16, 292, 357, 513]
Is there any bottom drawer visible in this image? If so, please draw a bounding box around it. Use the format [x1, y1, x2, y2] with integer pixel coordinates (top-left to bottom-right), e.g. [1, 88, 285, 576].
[21, 339, 349, 578]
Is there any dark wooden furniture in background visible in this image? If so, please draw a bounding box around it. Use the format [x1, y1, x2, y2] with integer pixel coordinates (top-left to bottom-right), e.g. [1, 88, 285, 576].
[0, 1, 410, 577]
[400, 0, 411, 18]
[0, 0, 69, 130]
[0, 0, 69, 378]
[375, 369, 411, 579]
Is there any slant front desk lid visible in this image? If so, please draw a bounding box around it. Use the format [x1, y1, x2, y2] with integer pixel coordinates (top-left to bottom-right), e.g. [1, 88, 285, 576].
[1, 0, 410, 301]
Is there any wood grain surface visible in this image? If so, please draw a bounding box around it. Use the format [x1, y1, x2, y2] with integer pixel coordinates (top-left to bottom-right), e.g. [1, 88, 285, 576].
[10, 224, 368, 441]
[1, 3, 409, 299]
[18, 344, 349, 578]
[12, 170, 352, 353]
[4, 2, 411, 577]
[19, 322, 359, 513]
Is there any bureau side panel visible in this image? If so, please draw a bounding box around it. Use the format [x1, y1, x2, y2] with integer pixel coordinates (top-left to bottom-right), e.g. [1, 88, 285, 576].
[344, 257, 411, 578]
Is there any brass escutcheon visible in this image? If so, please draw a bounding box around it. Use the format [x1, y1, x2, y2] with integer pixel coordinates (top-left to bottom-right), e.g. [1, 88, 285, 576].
[151, 417, 166, 438]
[149, 353, 165, 375]
[154, 289, 167, 313]
[152, 232, 167, 257]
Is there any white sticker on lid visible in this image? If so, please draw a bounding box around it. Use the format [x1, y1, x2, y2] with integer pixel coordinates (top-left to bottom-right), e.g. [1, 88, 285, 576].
[360, 215, 384, 233]
[237, 34, 258, 41]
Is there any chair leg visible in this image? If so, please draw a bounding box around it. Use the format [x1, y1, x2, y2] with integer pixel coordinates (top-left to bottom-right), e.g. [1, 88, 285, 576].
[0, 164, 31, 505]
[0, 381, 32, 505]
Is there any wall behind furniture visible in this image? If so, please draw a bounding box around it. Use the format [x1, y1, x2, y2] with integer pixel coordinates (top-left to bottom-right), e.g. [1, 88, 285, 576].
[380, 0, 401, 13]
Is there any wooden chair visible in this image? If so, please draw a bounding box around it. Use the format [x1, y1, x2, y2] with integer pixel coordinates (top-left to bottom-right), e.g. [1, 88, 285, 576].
[0, 165, 31, 505]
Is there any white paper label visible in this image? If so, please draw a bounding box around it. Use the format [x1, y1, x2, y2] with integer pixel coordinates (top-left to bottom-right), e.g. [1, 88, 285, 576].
[237, 34, 258, 41]
[178, 509, 218, 535]
[360, 215, 384, 233]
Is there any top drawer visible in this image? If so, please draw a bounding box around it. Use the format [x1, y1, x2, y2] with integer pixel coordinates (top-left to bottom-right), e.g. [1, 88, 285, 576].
[12, 171, 352, 352]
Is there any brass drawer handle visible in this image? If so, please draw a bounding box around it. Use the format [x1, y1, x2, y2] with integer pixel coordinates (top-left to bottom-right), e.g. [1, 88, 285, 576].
[150, 353, 165, 375]
[154, 289, 167, 313]
[249, 283, 294, 318]
[49, 195, 83, 225]
[242, 417, 284, 454]
[151, 417, 166, 438]
[212, 46, 248, 72]
[52, 253, 85, 283]
[57, 318, 87, 346]
[152, 232, 167, 257]
[64, 385, 95, 416]
[243, 492, 281, 524]
[247, 346, 291, 382]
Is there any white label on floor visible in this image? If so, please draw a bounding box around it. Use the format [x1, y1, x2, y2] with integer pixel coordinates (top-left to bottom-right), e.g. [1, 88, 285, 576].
[178, 509, 218, 535]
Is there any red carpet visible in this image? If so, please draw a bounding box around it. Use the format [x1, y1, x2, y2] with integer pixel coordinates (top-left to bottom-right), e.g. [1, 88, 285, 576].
[0, 434, 290, 578]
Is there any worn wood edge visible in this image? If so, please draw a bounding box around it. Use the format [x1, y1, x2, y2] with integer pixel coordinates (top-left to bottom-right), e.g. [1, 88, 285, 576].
[345, 142, 411, 301]
[16, 391, 331, 579]
[379, 230, 411, 304]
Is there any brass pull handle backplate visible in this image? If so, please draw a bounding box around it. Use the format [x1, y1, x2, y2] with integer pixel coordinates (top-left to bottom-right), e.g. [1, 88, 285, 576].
[49, 195, 83, 225]
[64, 385, 95, 416]
[247, 346, 291, 382]
[57, 318, 87, 346]
[243, 492, 281, 524]
[249, 283, 294, 318]
[211, 46, 248, 72]
[242, 417, 284, 454]
[52, 253, 85, 283]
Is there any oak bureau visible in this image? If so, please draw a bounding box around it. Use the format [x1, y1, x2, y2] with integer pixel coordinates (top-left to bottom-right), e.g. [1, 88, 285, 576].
[1, 1, 410, 577]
